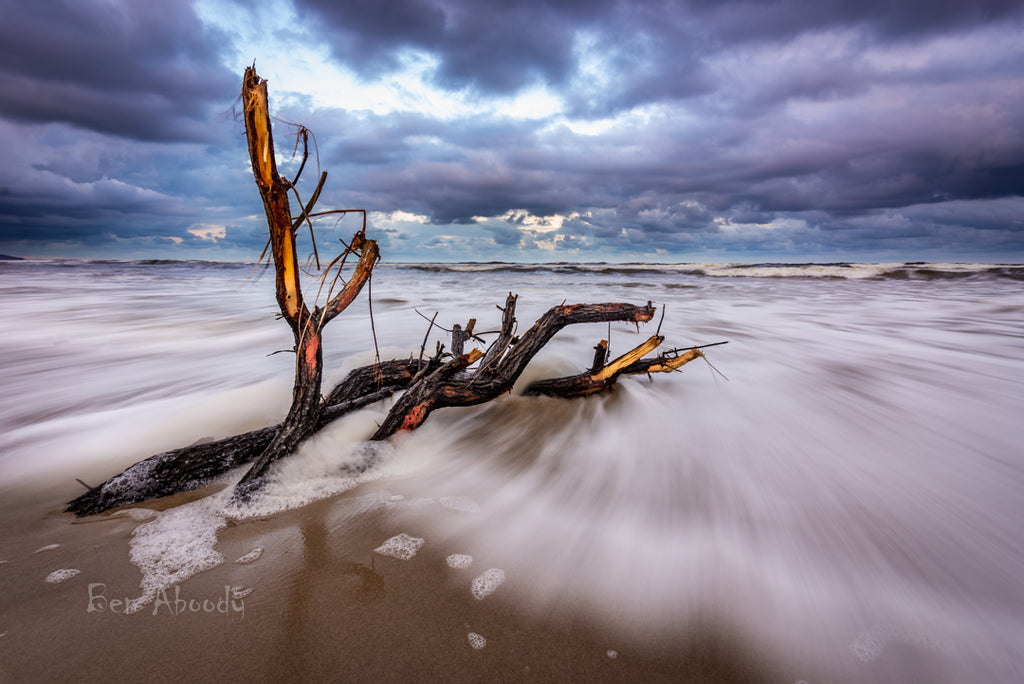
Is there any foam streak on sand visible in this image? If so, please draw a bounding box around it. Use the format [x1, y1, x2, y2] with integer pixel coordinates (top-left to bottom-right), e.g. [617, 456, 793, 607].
[126, 493, 227, 614]
[446, 554, 473, 569]
[234, 547, 264, 564]
[44, 568, 79, 583]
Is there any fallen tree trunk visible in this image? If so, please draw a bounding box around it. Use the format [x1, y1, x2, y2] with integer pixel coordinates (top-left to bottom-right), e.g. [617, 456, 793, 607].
[63, 297, 707, 516]
[64, 359, 430, 516]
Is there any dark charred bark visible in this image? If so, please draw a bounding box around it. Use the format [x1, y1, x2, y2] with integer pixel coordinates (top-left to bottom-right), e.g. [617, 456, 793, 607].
[64, 428, 277, 516]
[369, 296, 658, 440]
[63, 359, 431, 516]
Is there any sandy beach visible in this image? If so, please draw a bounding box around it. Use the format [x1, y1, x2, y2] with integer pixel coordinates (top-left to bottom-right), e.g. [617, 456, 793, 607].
[0, 478, 790, 684]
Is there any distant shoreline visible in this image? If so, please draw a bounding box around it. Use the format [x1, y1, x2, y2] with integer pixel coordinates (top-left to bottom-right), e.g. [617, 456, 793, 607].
[0, 254, 25, 261]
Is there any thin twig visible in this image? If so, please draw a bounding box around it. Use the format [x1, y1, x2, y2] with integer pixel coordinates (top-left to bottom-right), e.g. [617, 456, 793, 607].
[367, 273, 382, 384]
[701, 355, 729, 382]
[419, 312, 438, 362]
[288, 170, 328, 270]
[415, 309, 453, 332]
[673, 341, 729, 352]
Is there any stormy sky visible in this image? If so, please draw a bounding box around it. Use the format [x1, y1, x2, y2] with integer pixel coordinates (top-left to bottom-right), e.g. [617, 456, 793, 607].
[1, 0, 1022, 262]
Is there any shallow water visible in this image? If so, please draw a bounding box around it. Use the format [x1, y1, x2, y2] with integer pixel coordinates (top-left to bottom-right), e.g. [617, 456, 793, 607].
[1, 260, 1022, 681]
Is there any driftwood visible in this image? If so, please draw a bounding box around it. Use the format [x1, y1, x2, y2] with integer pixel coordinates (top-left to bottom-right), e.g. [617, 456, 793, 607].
[64, 359, 429, 516]
[370, 295, 659, 439]
[65, 297, 710, 515]
[63, 67, 719, 517]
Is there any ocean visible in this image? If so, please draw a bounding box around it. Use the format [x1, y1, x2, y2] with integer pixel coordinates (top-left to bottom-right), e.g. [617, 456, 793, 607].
[1, 259, 1022, 682]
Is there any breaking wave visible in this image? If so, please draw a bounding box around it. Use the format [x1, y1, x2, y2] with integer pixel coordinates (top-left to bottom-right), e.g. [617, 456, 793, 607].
[395, 261, 1024, 281]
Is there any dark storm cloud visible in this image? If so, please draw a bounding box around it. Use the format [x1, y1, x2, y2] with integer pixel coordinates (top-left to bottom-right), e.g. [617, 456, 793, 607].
[296, 0, 1024, 113]
[695, 0, 1024, 42]
[294, 0, 613, 93]
[0, 0, 236, 142]
[287, 0, 1024, 255]
[0, 0, 258, 256]
[279, 65, 1024, 257]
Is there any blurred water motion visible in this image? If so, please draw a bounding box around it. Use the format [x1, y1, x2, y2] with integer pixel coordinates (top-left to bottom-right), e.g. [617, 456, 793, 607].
[1, 259, 1022, 681]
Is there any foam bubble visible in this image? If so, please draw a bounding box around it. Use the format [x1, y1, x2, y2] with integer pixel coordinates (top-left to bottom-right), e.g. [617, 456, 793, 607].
[45, 568, 80, 583]
[374, 533, 425, 560]
[467, 632, 487, 650]
[471, 568, 506, 599]
[34, 544, 59, 553]
[231, 585, 254, 599]
[446, 553, 473, 569]
[440, 495, 480, 514]
[607, 650, 618, 659]
[234, 547, 264, 564]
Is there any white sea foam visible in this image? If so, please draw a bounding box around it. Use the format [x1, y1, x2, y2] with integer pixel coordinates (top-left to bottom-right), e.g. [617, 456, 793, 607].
[446, 553, 473, 569]
[110, 508, 159, 522]
[223, 414, 410, 520]
[471, 568, 506, 599]
[231, 585, 254, 599]
[849, 624, 951, 662]
[45, 568, 79, 583]
[440, 495, 480, 514]
[34, 544, 59, 553]
[374, 533, 425, 560]
[700, 262, 900, 279]
[125, 492, 228, 614]
[467, 632, 487, 650]
[387, 496, 436, 508]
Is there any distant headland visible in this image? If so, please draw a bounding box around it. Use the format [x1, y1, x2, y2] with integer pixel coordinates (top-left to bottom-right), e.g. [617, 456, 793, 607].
[0, 254, 24, 260]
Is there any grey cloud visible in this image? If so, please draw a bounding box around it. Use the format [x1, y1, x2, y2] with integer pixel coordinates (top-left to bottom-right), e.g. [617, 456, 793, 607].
[692, 0, 1024, 43]
[2, 0, 1023, 261]
[297, 0, 1024, 118]
[294, 0, 613, 93]
[0, 0, 237, 142]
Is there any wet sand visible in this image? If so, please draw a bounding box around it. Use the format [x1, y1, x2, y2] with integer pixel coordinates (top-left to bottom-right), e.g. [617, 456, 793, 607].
[0, 480, 786, 684]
